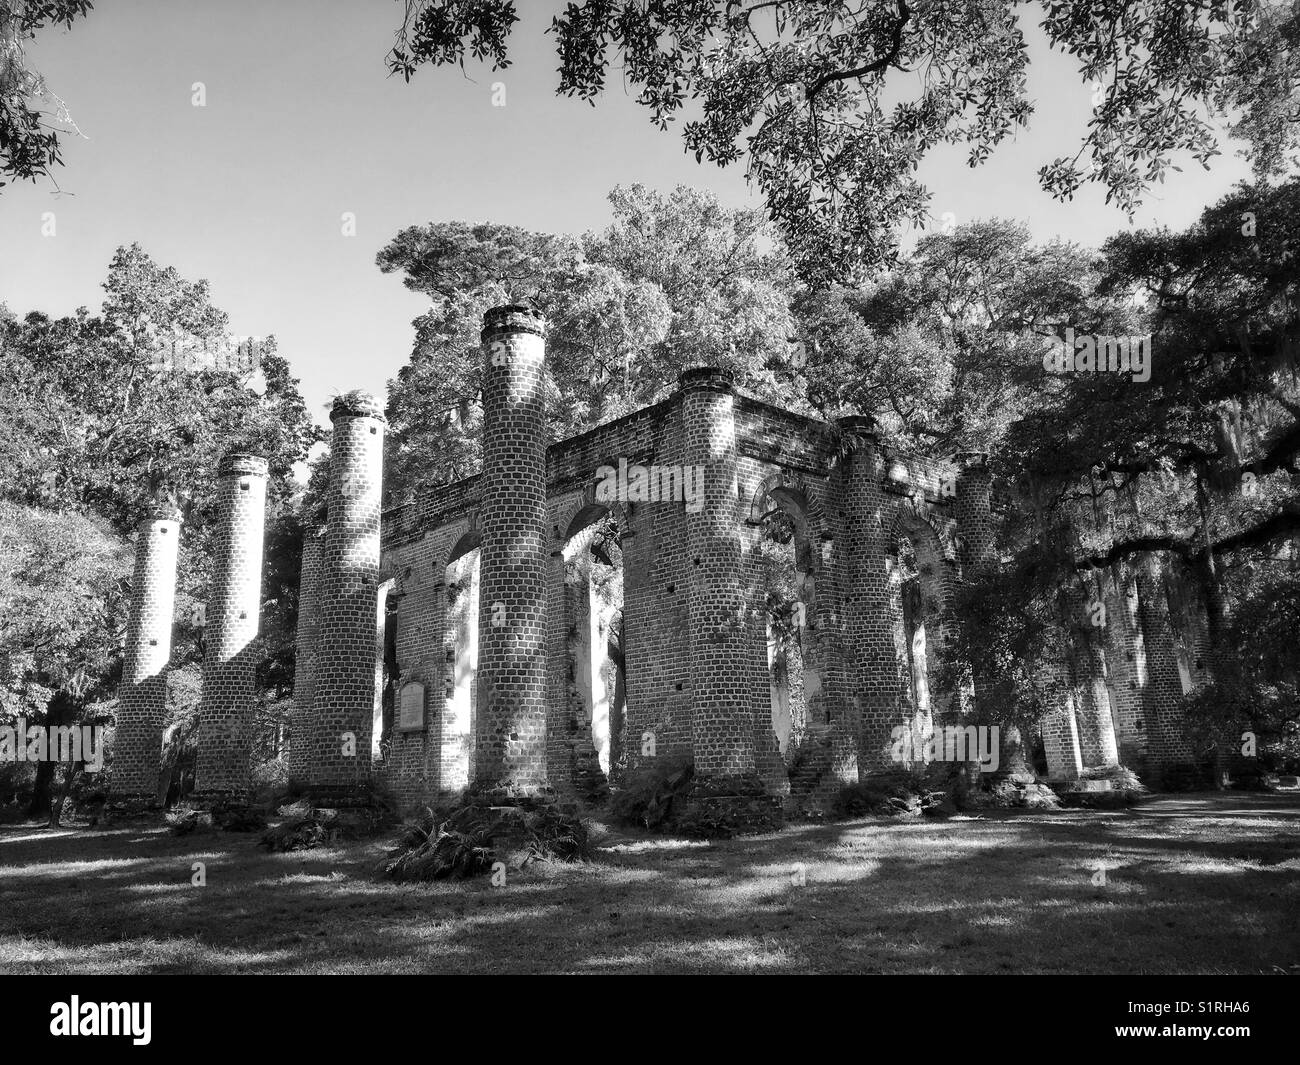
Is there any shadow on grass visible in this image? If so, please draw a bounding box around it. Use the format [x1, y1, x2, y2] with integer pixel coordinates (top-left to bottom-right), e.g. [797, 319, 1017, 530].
[0, 793, 1297, 974]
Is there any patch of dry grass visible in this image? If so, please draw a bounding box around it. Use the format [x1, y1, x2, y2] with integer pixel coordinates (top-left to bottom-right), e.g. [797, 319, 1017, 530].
[0, 795, 1296, 974]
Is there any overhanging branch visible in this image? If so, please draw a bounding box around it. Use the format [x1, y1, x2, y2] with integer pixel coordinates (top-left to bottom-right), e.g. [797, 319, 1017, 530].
[805, 0, 910, 100]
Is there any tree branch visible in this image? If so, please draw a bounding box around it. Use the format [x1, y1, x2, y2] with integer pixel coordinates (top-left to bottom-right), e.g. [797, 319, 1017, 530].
[805, 0, 909, 100]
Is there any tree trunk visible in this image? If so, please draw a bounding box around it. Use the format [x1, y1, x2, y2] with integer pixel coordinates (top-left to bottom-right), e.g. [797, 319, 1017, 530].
[27, 691, 75, 819]
[48, 763, 78, 828]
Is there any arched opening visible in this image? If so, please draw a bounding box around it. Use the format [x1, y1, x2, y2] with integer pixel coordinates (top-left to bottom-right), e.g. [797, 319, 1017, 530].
[443, 531, 480, 790]
[560, 506, 625, 790]
[751, 483, 820, 770]
[888, 515, 951, 769]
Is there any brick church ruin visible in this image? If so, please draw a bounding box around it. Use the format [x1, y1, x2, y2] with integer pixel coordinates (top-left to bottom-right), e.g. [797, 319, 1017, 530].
[109, 305, 1207, 817]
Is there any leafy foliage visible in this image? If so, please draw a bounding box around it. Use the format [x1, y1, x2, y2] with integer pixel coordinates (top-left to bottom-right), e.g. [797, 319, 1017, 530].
[0, 0, 92, 189]
[520, 806, 592, 864]
[0, 500, 130, 719]
[380, 805, 504, 880]
[607, 758, 695, 830]
[379, 185, 799, 500]
[1178, 573, 1300, 770]
[387, 0, 1294, 285]
[832, 769, 948, 818]
[0, 245, 321, 798]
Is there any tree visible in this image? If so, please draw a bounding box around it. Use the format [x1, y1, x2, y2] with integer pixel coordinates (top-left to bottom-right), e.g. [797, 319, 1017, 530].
[999, 180, 1300, 648]
[0, 245, 323, 802]
[0, 0, 92, 189]
[939, 180, 1300, 757]
[0, 500, 130, 817]
[0, 244, 321, 532]
[388, 0, 1293, 284]
[379, 184, 799, 500]
[795, 218, 1106, 456]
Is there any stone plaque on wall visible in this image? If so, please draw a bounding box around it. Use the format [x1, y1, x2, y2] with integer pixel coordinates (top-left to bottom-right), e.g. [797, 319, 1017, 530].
[399, 681, 425, 732]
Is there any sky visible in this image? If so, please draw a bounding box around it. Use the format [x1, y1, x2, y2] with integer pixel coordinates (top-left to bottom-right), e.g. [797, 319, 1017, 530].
[0, 0, 1257, 437]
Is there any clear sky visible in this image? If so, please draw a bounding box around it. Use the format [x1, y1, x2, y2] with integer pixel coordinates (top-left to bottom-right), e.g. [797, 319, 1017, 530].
[0, 0, 1255, 435]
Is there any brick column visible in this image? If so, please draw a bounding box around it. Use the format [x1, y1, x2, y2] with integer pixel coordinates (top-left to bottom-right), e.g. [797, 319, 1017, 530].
[1063, 585, 1119, 770]
[312, 391, 386, 803]
[112, 503, 181, 800]
[195, 454, 267, 800]
[802, 528, 859, 803]
[839, 415, 898, 773]
[1041, 669, 1084, 779]
[952, 452, 994, 566]
[289, 522, 324, 786]
[1136, 553, 1194, 782]
[954, 450, 1030, 777]
[1101, 562, 1148, 768]
[472, 306, 551, 803]
[680, 369, 757, 774]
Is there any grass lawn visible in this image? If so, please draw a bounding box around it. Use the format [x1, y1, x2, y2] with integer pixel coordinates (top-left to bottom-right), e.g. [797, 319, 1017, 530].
[1, 794, 1297, 974]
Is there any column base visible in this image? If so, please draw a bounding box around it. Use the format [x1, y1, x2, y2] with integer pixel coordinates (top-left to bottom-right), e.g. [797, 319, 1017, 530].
[464, 781, 555, 808]
[678, 774, 784, 836]
[188, 789, 255, 808]
[306, 783, 377, 809]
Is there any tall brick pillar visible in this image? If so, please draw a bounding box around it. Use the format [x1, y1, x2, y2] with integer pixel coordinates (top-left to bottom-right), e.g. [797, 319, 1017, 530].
[953, 451, 1028, 776]
[953, 452, 994, 567]
[195, 454, 267, 800]
[839, 415, 898, 772]
[312, 391, 386, 803]
[680, 367, 775, 825]
[472, 306, 551, 803]
[112, 503, 182, 800]
[1101, 562, 1148, 768]
[1136, 553, 1194, 783]
[1070, 582, 1120, 769]
[681, 369, 754, 775]
[289, 522, 324, 786]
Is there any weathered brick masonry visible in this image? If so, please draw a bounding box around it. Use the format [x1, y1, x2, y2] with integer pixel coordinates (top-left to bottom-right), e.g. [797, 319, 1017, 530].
[310, 391, 386, 803]
[111, 503, 182, 799]
[195, 454, 267, 799]
[113, 308, 1218, 809]
[473, 306, 551, 802]
[289, 524, 324, 784]
[365, 306, 1027, 815]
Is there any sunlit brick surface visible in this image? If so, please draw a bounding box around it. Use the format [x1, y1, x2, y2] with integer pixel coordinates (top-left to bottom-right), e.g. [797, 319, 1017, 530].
[312, 392, 386, 799]
[352, 360, 1205, 814]
[1136, 552, 1194, 775]
[473, 306, 550, 801]
[681, 369, 757, 784]
[288, 525, 324, 785]
[196, 454, 267, 798]
[112, 506, 181, 798]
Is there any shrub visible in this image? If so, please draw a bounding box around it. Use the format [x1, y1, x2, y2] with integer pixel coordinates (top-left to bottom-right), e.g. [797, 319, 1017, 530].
[380, 806, 504, 881]
[250, 757, 290, 808]
[211, 801, 268, 832]
[165, 806, 212, 835]
[832, 769, 946, 818]
[260, 817, 329, 852]
[608, 759, 694, 829]
[522, 807, 592, 864]
[1160, 760, 1217, 792]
